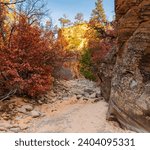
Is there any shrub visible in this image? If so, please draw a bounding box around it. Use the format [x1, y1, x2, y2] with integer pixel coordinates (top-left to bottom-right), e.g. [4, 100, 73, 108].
[80, 49, 96, 81]
[0, 17, 63, 98]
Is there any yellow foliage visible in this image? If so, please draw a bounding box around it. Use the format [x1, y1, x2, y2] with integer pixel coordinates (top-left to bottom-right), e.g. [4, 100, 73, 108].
[59, 23, 90, 52]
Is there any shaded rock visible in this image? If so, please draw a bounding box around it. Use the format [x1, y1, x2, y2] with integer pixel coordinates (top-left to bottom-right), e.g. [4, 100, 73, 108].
[97, 47, 117, 102]
[96, 93, 101, 98]
[83, 93, 89, 98]
[92, 98, 101, 103]
[84, 89, 94, 94]
[107, 0, 150, 132]
[83, 97, 89, 101]
[76, 95, 82, 99]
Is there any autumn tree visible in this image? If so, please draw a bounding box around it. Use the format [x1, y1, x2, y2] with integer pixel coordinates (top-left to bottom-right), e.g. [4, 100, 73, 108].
[16, 0, 48, 25]
[0, 0, 16, 45]
[0, 1, 66, 99]
[59, 14, 71, 27]
[74, 13, 84, 24]
[91, 0, 106, 23]
[80, 0, 115, 81]
[0, 1, 7, 45]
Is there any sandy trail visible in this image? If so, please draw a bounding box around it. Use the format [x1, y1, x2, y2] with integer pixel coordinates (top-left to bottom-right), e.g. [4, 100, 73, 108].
[26, 100, 127, 133]
[0, 79, 132, 133]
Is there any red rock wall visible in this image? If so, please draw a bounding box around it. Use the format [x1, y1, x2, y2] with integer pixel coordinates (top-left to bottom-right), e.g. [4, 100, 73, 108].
[107, 0, 150, 132]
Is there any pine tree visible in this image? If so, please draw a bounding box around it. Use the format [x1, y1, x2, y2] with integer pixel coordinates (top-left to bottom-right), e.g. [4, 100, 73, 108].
[91, 0, 106, 22]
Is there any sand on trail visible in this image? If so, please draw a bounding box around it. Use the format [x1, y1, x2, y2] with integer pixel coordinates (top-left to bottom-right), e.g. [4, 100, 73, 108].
[0, 79, 132, 133]
[26, 99, 129, 133]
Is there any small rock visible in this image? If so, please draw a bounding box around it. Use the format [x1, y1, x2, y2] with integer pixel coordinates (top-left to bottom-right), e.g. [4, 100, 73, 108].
[84, 89, 94, 94]
[38, 100, 43, 104]
[23, 105, 33, 111]
[50, 91, 56, 97]
[89, 93, 96, 98]
[83, 97, 89, 101]
[30, 110, 41, 118]
[83, 93, 89, 98]
[63, 97, 68, 100]
[20, 125, 29, 130]
[99, 97, 105, 101]
[93, 98, 101, 103]
[63, 93, 69, 97]
[73, 90, 83, 95]
[8, 124, 20, 129]
[96, 93, 101, 98]
[23, 99, 28, 103]
[1, 113, 11, 120]
[16, 107, 27, 114]
[2, 116, 10, 120]
[76, 95, 82, 99]
[9, 127, 20, 133]
[130, 80, 138, 88]
[8, 103, 15, 109]
[15, 116, 24, 121]
[0, 127, 7, 131]
[0, 121, 12, 129]
[58, 97, 62, 100]
[51, 109, 57, 112]
[69, 95, 77, 102]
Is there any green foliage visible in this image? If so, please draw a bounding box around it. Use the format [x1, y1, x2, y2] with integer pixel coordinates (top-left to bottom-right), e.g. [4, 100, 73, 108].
[91, 0, 106, 22]
[80, 49, 96, 81]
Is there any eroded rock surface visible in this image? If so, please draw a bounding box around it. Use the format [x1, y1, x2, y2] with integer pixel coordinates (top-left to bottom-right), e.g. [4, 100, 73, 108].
[97, 47, 117, 102]
[107, 0, 150, 132]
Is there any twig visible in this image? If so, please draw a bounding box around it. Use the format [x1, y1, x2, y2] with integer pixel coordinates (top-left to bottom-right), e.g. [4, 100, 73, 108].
[0, 89, 17, 101]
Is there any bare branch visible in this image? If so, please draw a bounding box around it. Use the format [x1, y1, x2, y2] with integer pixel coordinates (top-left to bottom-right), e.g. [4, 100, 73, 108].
[0, 0, 26, 5]
[0, 89, 17, 101]
[16, 0, 49, 24]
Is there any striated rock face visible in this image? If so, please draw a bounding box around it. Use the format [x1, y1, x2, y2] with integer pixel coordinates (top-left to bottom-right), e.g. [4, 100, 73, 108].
[97, 47, 117, 102]
[107, 0, 150, 132]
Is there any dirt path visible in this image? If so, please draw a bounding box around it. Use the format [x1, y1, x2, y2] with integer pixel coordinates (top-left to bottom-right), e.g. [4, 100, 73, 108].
[0, 79, 132, 133]
[26, 100, 127, 133]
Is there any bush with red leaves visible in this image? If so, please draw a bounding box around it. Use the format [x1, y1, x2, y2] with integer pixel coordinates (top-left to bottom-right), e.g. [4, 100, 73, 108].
[0, 17, 64, 98]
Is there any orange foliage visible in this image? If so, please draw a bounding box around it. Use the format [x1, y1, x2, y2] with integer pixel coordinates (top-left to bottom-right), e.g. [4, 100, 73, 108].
[0, 16, 64, 98]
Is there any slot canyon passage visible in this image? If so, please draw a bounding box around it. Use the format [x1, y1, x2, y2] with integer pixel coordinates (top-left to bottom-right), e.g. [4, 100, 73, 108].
[0, 0, 150, 133]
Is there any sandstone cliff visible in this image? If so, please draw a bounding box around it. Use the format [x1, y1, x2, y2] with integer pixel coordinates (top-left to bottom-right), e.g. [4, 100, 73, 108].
[107, 0, 150, 132]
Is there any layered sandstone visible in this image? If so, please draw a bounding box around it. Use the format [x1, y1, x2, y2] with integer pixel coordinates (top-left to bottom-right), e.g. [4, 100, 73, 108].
[107, 0, 150, 132]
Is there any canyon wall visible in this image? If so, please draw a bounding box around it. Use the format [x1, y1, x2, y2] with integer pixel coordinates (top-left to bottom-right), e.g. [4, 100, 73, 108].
[107, 0, 150, 132]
